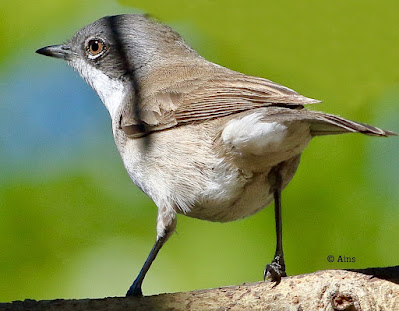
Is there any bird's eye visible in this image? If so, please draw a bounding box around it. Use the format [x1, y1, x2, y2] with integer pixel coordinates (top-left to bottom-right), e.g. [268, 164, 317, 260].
[87, 39, 106, 58]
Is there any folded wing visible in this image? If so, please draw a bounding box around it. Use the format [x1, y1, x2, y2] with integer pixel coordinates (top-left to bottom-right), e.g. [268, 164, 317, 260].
[119, 70, 320, 137]
[118, 66, 395, 138]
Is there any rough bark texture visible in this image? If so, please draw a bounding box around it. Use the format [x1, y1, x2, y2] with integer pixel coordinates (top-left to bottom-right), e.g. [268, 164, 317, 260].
[1, 267, 398, 311]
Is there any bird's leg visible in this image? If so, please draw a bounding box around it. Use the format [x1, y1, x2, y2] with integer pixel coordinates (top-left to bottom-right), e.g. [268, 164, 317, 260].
[126, 210, 176, 297]
[264, 163, 286, 284]
[126, 235, 167, 296]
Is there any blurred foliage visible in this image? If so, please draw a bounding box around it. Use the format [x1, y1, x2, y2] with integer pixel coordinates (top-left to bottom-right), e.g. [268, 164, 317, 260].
[1, 0, 398, 302]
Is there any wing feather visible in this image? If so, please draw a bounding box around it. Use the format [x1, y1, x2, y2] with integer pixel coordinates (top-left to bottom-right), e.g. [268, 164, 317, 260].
[119, 70, 320, 137]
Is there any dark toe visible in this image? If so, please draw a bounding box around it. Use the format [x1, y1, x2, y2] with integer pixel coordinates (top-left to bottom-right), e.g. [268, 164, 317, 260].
[264, 261, 286, 284]
[126, 282, 143, 297]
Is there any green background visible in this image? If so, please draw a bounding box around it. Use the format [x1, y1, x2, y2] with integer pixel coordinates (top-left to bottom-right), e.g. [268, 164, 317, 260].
[1, 0, 398, 301]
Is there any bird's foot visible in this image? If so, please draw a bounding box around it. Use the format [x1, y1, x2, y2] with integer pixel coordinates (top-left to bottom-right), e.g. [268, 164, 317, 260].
[126, 279, 143, 297]
[263, 255, 286, 284]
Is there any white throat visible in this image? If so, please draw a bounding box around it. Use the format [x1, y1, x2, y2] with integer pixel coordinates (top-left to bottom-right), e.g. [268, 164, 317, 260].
[71, 59, 126, 120]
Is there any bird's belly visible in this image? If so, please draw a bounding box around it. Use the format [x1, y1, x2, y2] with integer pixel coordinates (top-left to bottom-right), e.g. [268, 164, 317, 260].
[184, 171, 275, 222]
[115, 120, 303, 224]
[182, 154, 301, 223]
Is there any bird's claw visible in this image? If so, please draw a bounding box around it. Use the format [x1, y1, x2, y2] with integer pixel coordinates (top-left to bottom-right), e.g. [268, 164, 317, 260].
[126, 280, 143, 297]
[263, 255, 286, 284]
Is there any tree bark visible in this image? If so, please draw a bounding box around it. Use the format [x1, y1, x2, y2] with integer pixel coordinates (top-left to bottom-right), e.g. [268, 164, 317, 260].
[1, 267, 398, 311]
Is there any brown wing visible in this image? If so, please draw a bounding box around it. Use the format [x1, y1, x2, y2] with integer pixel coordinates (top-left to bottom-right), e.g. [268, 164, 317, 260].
[119, 69, 320, 137]
[174, 75, 320, 124]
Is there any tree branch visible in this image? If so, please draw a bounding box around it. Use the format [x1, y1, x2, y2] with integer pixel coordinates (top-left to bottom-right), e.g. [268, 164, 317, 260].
[1, 267, 398, 311]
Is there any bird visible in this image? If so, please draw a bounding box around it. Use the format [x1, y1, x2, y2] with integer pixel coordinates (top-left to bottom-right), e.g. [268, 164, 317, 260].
[36, 14, 396, 297]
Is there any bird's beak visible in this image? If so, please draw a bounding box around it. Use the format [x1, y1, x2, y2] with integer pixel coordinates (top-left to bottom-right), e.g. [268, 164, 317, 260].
[36, 44, 71, 60]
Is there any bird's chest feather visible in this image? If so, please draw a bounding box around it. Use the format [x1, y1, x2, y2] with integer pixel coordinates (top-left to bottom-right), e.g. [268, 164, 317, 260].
[118, 136, 275, 222]
[113, 116, 304, 223]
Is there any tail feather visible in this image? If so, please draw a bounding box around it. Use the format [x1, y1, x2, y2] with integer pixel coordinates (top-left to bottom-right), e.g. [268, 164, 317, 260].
[309, 112, 397, 137]
[257, 107, 397, 137]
